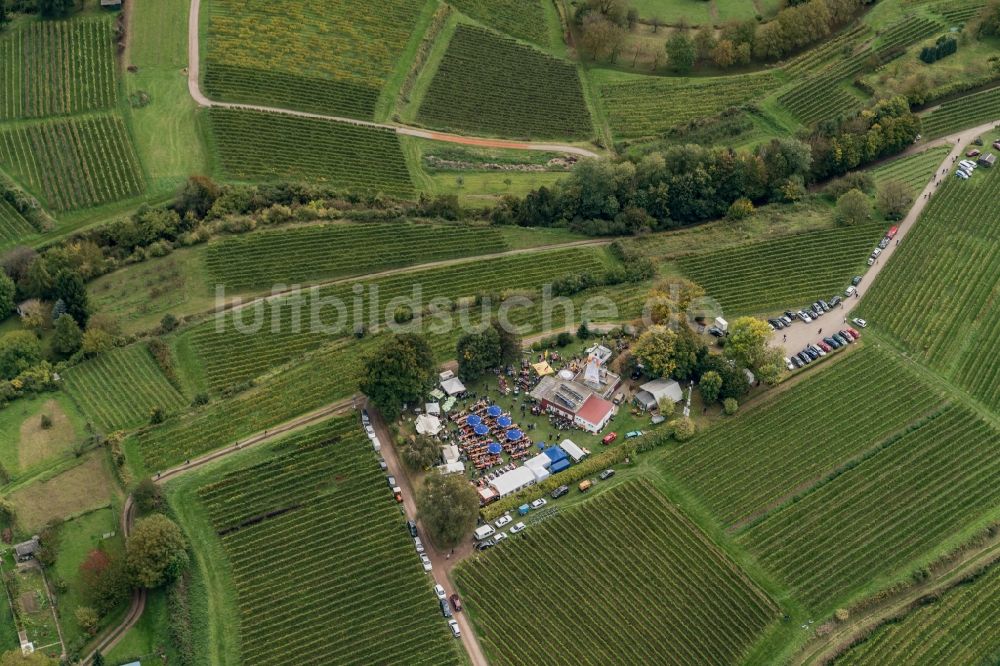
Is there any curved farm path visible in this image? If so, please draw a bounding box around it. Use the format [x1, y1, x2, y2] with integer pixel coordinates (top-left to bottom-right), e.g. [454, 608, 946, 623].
[185, 0, 599, 158]
[772, 118, 1000, 355]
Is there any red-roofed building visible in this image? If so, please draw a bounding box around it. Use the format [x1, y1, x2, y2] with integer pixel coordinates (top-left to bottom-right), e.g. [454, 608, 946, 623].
[574, 395, 615, 433]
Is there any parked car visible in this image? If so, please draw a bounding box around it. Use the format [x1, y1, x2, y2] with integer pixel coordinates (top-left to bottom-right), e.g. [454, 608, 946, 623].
[846, 327, 861, 340]
[810, 344, 826, 357]
[510, 522, 526, 534]
[966, 149, 981, 157]
[530, 498, 547, 510]
[364, 424, 376, 438]
[797, 352, 811, 365]
[392, 487, 403, 503]
[493, 532, 508, 543]
[448, 619, 461, 638]
[599, 468, 616, 481]
[804, 348, 818, 360]
[769, 318, 784, 329]
[407, 520, 418, 538]
[817, 340, 831, 353]
[852, 318, 868, 328]
[845, 286, 857, 297]
[811, 303, 823, 317]
[834, 332, 851, 345]
[551, 485, 569, 499]
[784, 310, 797, 320]
[495, 514, 512, 528]
[708, 326, 724, 337]
[414, 537, 424, 554]
[791, 356, 802, 369]
[851, 275, 863, 286]
[785, 357, 794, 370]
[602, 432, 617, 445]
[798, 311, 813, 323]
[441, 599, 452, 618]
[625, 430, 644, 439]
[450, 593, 462, 612]
[361, 410, 370, 425]
[474, 539, 494, 552]
[420, 554, 433, 572]
[829, 295, 842, 307]
[819, 300, 831, 312]
[434, 584, 447, 601]
[579, 479, 593, 492]
[780, 315, 793, 326]
[956, 170, 970, 180]
[878, 237, 890, 249]
[386, 475, 396, 488]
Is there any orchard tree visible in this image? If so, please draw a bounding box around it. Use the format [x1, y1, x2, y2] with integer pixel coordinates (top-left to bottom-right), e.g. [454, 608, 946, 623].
[699, 370, 723, 404]
[53, 314, 82, 355]
[724, 316, 772, 371]
[632, 325, 678, 378]
[126, 514, 189, 589]
[666, 26, 696, 73]
[416, 473, 479, 549]
[876, 180, 914, 221]
[0, 330, 41, 379]
[359, 333, 436, 420]
[835, 189, 872, 226]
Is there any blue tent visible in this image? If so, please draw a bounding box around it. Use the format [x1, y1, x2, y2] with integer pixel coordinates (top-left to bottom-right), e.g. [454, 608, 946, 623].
[487, 442, 502, 455]
[487, 405, 503, 417]
[474, 424, 489, 436]
[497, 416, 513, 428]
[550, 459, 571, 474]
[506, 429, 524, 441]
[466, 414, 482, 427]
[536, 441, 546, 449]
[544, 446, 567, 463]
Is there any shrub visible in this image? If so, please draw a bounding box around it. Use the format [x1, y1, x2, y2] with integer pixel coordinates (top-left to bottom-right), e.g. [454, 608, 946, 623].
[671, 417, 695, 441]
[40, 414, 53, 429]
[75, 606, 100, 636]
[723, 398, 739, 415]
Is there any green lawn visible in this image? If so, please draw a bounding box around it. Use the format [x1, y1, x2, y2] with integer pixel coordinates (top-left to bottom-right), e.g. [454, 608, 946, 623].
[0, 392, 88, 482]
[124, 0, 209, 196]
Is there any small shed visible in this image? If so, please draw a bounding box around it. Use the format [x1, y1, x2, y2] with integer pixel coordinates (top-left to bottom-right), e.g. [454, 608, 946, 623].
[14, 536, 40, 562]
[977, 153, 996, 168]
[635, 379, 683, 410]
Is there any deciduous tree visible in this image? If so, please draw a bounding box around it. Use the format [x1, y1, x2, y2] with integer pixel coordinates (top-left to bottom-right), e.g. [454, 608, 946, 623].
[835, 188, 872, 226]
[633, 325, 678, 378]
[53, 314, 82, 354]
[699, 370, 723, 404]
[416, 473, 479, 549]
[876, 180, 914, 221]
[126, 514, 188, 589]
[359, 333, 436, 420]
[0, 330, 41, 379]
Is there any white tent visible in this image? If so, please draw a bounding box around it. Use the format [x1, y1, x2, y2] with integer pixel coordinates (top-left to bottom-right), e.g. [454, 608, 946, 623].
[635, 379, 683, 410]
[489, 467, 537, 498]
[559, 439, 588, 463]
[529, 465, 550, 483]
[441, 444, 460, 464]
[415, 414, 442, 436]
[425, 402, 441, 415]
[441, 376, 467, 397]
[524, 452, 551, 471]
[437, 462, 466, 475]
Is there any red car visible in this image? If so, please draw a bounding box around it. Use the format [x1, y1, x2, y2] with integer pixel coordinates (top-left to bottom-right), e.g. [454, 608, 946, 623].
[966, 149, 981, 158]
[886, 225, 899, 239]
[847, 327, 861, 340]
[817, 341, 832, 352]
[602, 432, 617, 445]
[450, 593, 462, 612]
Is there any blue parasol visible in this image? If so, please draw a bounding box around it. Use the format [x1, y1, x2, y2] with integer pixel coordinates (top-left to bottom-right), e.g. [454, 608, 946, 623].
[466, 414, 482, 427]
[506, 428, 524, 441]
[487, 405, 503, 418]
[474, 424, 489, 436]
[497, 416, 513, 428]
[487, 442, 503, 455]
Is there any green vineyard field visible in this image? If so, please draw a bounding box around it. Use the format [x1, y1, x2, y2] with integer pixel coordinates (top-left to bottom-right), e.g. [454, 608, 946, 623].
[417, 25, 592, 139]
[447, 0, 548, 45]
[203, 0, 425, 118]
[920, 86, 1000, 138]
[833, 559, 1000, 665]
[664, 346, 943, 527]
[599, 72, 780, 139]
[204, 222, 509, 290]
[0, 198, 37, 247]
[63, 344, 187, 432]
[859, 167, 1000, 410]
[188, 417, 462, 665]
[207, 109, 414, 197]
[0, 115, 145, 212]
[185, 247, 607, 393]
[870, 146, 950, 192]
[0, 18, 117, 120]
[455, 480, 779, 665]
[741, 405, 1000, 610]
[674, 223, 885, 316]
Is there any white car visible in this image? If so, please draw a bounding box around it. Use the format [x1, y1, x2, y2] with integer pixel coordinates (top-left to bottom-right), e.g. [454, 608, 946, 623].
[433, 584, 446, 601]
[493, 532, 508, 542]
[510, 522, 526, 534]
[364, 424, 376, 438]
[420, 554, 432, 572]
[956, 170, 970, 180]
[852, 318, 868, 328]
[784, 357, 794, 371]
[529, 498, 547, 510]
[414, 537, 424, 554]
[844, 286, 857, 297]
[494, 514, 512, 528]
[959, 160, 977, 170]
[448, 619, 461, 638]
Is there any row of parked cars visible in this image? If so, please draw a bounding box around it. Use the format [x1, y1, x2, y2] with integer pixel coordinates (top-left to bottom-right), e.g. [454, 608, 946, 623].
[956, 158, 980, 181]
[407, 522, 464, 638]
[786, 325, 863, 369]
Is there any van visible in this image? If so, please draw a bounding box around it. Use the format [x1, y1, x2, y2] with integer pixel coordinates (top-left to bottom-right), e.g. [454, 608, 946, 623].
[579, 479, 593, 492]
[371, 436, 381, 453]
[473, 524, 496, 541]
